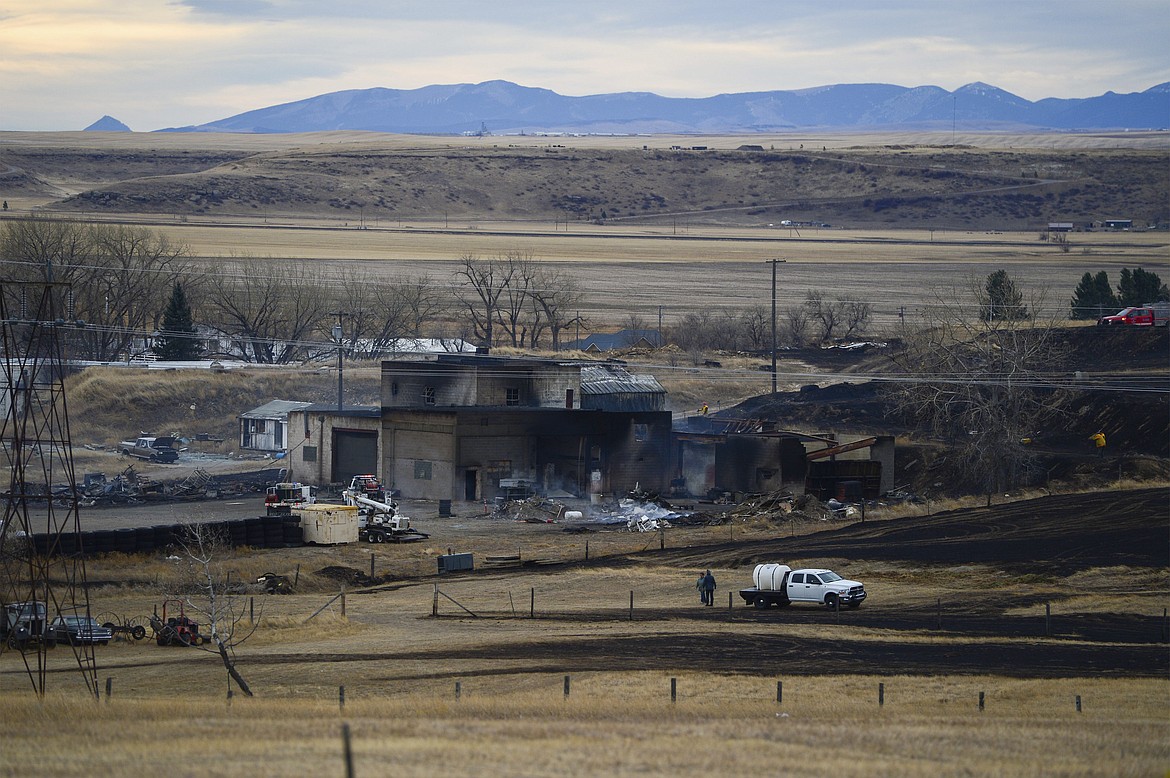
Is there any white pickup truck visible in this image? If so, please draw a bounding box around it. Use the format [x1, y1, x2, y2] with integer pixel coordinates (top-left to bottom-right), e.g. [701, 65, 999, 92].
[119, 436, 179, 463]
[739, 563, 867, 610]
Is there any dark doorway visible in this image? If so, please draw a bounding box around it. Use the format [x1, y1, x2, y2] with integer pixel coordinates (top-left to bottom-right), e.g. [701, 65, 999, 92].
[464, 469, 478, 500]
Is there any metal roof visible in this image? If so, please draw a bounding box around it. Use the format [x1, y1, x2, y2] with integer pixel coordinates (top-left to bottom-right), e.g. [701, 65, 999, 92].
[579, 364, 665, 395]
[239, 399, 314, 419]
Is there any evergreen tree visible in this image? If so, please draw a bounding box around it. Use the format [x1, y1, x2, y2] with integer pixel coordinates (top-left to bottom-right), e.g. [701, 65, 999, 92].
[1069, 271, 1117, 319]
[1116, 267, 1167, 306]
[979, 269, 1028, 321]
[153, 282, 202, 360]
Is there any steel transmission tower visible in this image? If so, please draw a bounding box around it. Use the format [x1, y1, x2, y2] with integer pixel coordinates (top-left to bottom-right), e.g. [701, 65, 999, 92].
[0, 281, 99, 697]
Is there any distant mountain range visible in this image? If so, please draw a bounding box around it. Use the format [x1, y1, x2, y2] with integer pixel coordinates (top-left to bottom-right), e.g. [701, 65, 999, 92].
[122, 80, 1170, 135]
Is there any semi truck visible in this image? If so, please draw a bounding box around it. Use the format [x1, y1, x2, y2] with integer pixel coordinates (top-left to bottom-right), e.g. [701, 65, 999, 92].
[738, 563, 867, 609]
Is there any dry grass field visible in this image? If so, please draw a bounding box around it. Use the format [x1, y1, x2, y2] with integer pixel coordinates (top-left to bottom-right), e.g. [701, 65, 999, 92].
[2, 129, 1168, 776]
[4, 488, 1169, 776]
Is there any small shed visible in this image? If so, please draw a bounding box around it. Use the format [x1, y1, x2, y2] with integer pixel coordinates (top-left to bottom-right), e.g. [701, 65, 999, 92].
[295, 504, 359, 545]
[240, 399, 313, 453]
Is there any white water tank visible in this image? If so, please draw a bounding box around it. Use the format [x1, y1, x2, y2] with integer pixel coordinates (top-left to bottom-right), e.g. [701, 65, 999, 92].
[753, 563, 791, 591]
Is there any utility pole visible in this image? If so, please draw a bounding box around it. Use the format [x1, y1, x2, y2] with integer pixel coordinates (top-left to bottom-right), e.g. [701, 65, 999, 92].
[330, 311, 348, 411]
[767, 259, 786, 395]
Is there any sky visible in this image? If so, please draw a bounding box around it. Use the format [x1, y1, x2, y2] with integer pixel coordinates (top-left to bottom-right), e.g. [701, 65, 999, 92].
[1, 0, 1168, 132]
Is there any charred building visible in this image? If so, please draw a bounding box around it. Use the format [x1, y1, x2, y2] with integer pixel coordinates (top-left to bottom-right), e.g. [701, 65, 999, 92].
[378, 355, 671, 501]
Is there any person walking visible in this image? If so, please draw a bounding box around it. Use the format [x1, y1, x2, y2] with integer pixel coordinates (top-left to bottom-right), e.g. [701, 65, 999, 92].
[696, 572, 707, 605]
[702, 569, 716, 606]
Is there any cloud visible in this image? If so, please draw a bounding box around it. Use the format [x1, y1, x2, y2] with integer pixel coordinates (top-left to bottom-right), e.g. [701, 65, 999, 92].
[0, 0, 1166, 130]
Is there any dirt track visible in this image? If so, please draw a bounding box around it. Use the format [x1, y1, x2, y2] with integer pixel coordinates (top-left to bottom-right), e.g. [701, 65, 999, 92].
[233, 488, 1169, 681]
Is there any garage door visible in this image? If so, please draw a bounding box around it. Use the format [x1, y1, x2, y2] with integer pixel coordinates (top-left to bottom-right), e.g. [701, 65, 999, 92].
[332, 429, 378, 483]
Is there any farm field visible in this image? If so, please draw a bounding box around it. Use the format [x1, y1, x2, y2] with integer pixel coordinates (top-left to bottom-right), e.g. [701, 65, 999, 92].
[17, 217, 1161, 330]
[2, 128, 1168, 775]
[2, 487, 1167, 776]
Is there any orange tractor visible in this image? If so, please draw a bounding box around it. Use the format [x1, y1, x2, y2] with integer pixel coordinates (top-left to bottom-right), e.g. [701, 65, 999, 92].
[149, 600, 205, 647]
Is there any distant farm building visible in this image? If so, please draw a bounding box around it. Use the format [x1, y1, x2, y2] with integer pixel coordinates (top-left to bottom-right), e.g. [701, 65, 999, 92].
[565, 329, 662, 352]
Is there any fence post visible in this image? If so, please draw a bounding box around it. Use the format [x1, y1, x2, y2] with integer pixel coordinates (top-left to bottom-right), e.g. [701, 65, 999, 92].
[433, 583, 439, 617]
[878, 682, 884, 707]
[585, 540, 589, 561]
[341, 722, 354, 778]
[341, 587, 346, 617]
[105, 676, 112, 703]
[530, 587, 535, 618]
[294, 563, 300, 587]
[1075, 695, 1082, 713]
[249, 596, 254, 625]
[339, 685, 345, 710]
[455, 681, 462, 700]
[979, 691, 985, 711]
[1045, 601, 1051, 637]
[776, 680, 782, 704]
[670, 677, 677, 703]
[936, 598, 942, 630]
[629, 590, 634, 621]
[564, 675, 571, 699]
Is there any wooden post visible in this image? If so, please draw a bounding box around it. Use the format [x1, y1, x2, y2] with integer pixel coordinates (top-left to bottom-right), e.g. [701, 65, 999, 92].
[776, 680, 782, 704]
[670, 677, 677, 703]
[936, 598, 942, 631]
[294, 563, 300, 587]
[659, 527, 664, 550]
[105, 677, 112, 703]
[1075, 695, 1082, 713]
[979, 691, 985, 711]
[341, 588, 346, 617]
[564, 675, 571, 699]
[629, 590, 634, 621]
[1045, 602, 1051, 637]
[728, 591, 733, 611]
[341, 722, 354, 778]
[530, 587, 535, 618]
[249, 596, 254, 625]
[585, 540, 589, 561]
[455, 681, 462, 700]
[339, 684, 345, 710]
[878, 682, 884, 707]
[432, 583, 439, 617]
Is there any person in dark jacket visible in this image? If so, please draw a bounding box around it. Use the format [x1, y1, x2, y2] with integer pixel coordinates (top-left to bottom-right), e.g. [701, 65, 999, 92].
[701, 569, 716, 606]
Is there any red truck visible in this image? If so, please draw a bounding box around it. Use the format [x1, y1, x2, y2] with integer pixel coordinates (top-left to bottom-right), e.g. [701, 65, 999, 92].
[1097, 303, 1170, 327]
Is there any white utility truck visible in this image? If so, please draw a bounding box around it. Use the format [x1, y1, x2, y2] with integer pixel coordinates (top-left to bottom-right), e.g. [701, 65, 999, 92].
[342, 475, 428, 543]
[738, 563, 866, 609]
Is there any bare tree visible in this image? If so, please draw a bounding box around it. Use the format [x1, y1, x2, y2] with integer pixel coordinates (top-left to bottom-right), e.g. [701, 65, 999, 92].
[528, 265, 582, 350]
[740, 305, 770, 351]
[0, 219, 191, 361]
[783, 306, 811, 347]
[840, 296, 873, 338]
[495, 251, 537, 347]
[454, 253, 513, 348]
[886, 281, 1068, 495]
[395, 274, 443, 336]
[203, 258, 329, 363]
[172, 523, 257, 696]
[802, 291, 839, 342]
